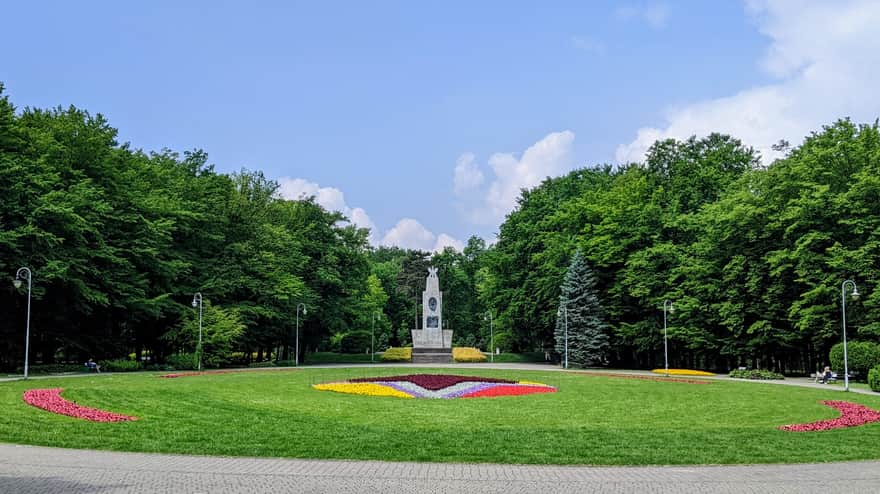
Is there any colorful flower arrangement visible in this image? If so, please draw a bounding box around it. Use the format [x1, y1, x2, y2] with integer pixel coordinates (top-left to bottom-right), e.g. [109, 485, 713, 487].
[651, 369, 715, 376]
[313, 374, 557, 399]
[575, 371, 712, 384]
[779, 401, 880, 432]
[452, 347, 487, 362]
[22, 388, 138, 422]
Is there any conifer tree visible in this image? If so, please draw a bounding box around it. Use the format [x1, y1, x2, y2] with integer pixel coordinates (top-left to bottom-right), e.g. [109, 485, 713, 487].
[555, 250, 609, 367]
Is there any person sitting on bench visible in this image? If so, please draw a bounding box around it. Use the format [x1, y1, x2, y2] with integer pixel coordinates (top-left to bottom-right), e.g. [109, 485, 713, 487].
[85, 359, 100, 373]
[818, 366, 832, 384]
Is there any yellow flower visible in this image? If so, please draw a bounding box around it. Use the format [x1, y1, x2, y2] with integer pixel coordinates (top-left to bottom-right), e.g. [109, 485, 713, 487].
[312, 382, 413, 399]
[651, 369, 715, 376]
[452, 347, 487, 362]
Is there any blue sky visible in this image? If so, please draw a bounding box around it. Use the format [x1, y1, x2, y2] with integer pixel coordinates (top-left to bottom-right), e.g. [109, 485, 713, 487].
[3, 1, 878, 250]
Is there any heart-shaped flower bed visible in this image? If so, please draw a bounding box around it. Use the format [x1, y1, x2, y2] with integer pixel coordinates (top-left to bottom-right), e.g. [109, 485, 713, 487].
[23, 388, 138, 422]
[313, 374, 557, 399]
[779, 400, 880, 432]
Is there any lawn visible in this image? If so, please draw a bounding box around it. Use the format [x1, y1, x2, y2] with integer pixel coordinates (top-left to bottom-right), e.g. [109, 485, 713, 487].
[1, 368, 879, 465]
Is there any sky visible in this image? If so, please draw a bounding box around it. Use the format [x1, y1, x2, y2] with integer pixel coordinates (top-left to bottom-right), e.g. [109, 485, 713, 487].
[3, 1, 880, 251]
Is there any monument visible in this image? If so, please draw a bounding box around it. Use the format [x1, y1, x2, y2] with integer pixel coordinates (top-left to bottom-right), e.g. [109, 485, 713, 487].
[411, 267, 453, 362]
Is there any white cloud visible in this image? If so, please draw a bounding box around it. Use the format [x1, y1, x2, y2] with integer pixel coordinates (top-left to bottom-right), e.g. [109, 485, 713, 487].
[277, 177, 376, 239]
[616, 0, 880, 164]
[278, 179, 463, 252]
[434, 233, 465, 253]
[571, 35, 606, 56]
[616, 3, 670, 29]
[455, 131, 575, 225]
[381, 218, 463, 253]
[453, 152, 485, 194]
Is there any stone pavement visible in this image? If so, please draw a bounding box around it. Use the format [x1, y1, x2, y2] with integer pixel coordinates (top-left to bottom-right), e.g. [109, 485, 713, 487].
[1, 444, 879, 494]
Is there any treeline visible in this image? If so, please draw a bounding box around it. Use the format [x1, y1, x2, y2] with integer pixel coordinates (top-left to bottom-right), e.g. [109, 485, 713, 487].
[2, 83, 878, 373]
[0, 85, 492, 371]
[485, 123, 880, 373]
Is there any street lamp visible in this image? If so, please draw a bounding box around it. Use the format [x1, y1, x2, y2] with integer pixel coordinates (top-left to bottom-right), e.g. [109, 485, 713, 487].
[296, 303, 307, 367]
[484, 311, 494, 363]
[372, 311, 381, 362]
[663, 300, 674, 377]
[841, 280, 860, 392]
[557, 305, 568, 369]
[14, 267, 32, 379]
[192, 292, 203, 372]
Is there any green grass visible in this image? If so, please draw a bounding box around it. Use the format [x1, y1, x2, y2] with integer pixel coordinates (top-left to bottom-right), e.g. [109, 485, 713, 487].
[2, 368, 880, 465]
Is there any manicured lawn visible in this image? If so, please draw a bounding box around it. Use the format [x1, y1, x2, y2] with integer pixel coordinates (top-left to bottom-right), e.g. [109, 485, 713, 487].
[1, 368, 879, 465]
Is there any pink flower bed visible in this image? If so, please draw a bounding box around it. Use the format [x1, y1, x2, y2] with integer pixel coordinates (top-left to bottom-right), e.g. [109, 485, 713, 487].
[22, 388, 137, 422]
[779, 400, 880, 432]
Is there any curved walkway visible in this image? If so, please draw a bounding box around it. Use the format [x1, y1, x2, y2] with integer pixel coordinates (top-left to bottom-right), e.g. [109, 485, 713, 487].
[1, 444, 879, 494]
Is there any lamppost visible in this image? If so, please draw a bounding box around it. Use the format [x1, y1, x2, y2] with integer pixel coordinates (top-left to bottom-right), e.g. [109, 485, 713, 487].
[191, 292, 203, 372]
[295, 303, 307, 367]
[371, 311, 381, 362]
[840, 280, 860, 392]
[557, 305, 568, 369]
[663, 300, 674, 377]
[484, 311, 494, 363]
[13, 267, 32, 379]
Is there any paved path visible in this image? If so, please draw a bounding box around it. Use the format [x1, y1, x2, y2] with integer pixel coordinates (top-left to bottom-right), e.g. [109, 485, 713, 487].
[1, 444, 879, 494]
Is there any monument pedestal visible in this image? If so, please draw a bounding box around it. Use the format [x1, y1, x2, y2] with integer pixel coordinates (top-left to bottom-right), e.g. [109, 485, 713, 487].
[411, 267, 453, 364]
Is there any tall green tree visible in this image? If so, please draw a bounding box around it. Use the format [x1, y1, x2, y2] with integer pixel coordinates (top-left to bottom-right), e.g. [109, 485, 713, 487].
[555, 251, 609, 367]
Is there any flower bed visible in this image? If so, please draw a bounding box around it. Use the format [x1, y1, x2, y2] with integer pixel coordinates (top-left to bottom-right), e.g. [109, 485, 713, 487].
[651, 368, 715, 376]
[314, 374, 556, 399]
[380, 347, 412, 362]
[22, 388, 138, 422]
[779, 401, 880, 432]
[575, 371, 712, 384]
[452, 347, 487, 362]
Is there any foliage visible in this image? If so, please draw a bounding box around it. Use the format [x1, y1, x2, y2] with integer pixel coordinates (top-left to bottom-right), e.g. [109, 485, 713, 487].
[15, 364, 86, 375]
[555, 250, 609, 367]
[869, 366, 880, 392]
[98, 359, 143, 372]
[165, 353, 197, 371]
[338, 331, 372, 354]
[452, 347, 487, 362]
[380, 347, 412, 362]
[829, 341, 880, 379]
[729, 369, 785, 380]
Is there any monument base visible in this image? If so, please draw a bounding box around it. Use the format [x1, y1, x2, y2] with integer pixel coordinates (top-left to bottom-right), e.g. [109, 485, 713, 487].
[411, 329, 453, 349]
[411, 346, 453, 364]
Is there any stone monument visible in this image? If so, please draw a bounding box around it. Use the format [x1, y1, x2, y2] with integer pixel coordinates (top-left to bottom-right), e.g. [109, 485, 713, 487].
[411, 267, 453, 362]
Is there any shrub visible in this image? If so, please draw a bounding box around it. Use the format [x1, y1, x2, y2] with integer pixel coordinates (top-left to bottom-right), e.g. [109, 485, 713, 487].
[339, 331, 372, 354]
[18, 364, 87, 374]
[381, 347, 412, 362]
[453, 347, 487, 363]
[729, 369, 784, 380]
[829, 341, 880, 379]
[869, 365, 880, 392]
[165, 353, 197, 370]
[98, 359, 143, 372]
[249, 360, 295, 368]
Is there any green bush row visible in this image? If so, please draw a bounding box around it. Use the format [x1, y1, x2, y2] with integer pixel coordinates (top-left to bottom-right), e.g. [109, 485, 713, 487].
[869, 366, 880, 392]
[829, 341, 880, 379]
[98, 359, 143, 372]
[728, 369, 784, 380]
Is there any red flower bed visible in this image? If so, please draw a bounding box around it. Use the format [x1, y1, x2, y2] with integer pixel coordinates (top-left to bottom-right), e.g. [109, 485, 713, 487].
[349, 374, 516, 391]
[160, 368, 300, 378]
[779, 400, 880, 432]
[23, 388, 137, 422]
[575, 371, 712, 385]
[461, 385, 556, 398]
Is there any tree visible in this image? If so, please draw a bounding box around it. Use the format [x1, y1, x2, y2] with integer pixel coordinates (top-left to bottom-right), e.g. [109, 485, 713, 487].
[555, 250, 609, 367]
